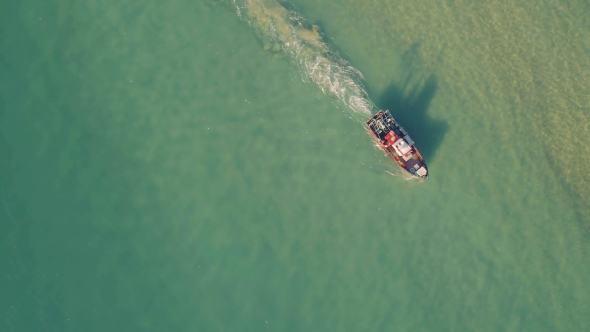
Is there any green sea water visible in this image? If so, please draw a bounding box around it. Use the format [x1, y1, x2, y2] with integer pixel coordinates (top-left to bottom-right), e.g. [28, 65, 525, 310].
[1, 0, 590, 331]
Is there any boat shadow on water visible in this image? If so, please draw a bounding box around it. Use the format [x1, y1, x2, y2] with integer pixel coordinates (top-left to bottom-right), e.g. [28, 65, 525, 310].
[377, 74, 448, 162]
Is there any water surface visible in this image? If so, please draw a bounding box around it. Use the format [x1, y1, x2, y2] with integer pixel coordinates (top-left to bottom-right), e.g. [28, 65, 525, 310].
[1, 0, 589, 331]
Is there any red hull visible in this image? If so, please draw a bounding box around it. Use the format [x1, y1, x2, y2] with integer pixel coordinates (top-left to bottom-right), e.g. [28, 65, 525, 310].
[366, 110, 429, 179]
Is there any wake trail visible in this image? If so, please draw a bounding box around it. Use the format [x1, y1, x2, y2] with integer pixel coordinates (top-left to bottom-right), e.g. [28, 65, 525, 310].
[233, 0, 377, 116]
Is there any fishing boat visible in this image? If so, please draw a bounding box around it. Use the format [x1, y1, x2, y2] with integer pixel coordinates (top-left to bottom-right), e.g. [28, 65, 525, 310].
[366, 110, 429, 179]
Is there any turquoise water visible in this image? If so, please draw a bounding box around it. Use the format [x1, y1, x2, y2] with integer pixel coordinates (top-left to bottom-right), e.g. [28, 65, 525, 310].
[1, 0, 590, 331]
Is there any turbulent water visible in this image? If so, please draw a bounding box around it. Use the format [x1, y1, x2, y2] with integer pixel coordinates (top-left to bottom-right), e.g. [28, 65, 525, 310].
[234, 0, 376, 116]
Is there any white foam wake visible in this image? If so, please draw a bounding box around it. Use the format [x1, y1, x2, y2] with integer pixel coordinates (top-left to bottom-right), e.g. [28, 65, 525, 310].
[233, 0, 376, 116]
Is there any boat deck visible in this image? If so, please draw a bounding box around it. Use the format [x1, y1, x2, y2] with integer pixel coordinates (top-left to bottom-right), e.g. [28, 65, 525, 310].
[402, 153, 423, 172]
[367, 110, 429, 179]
